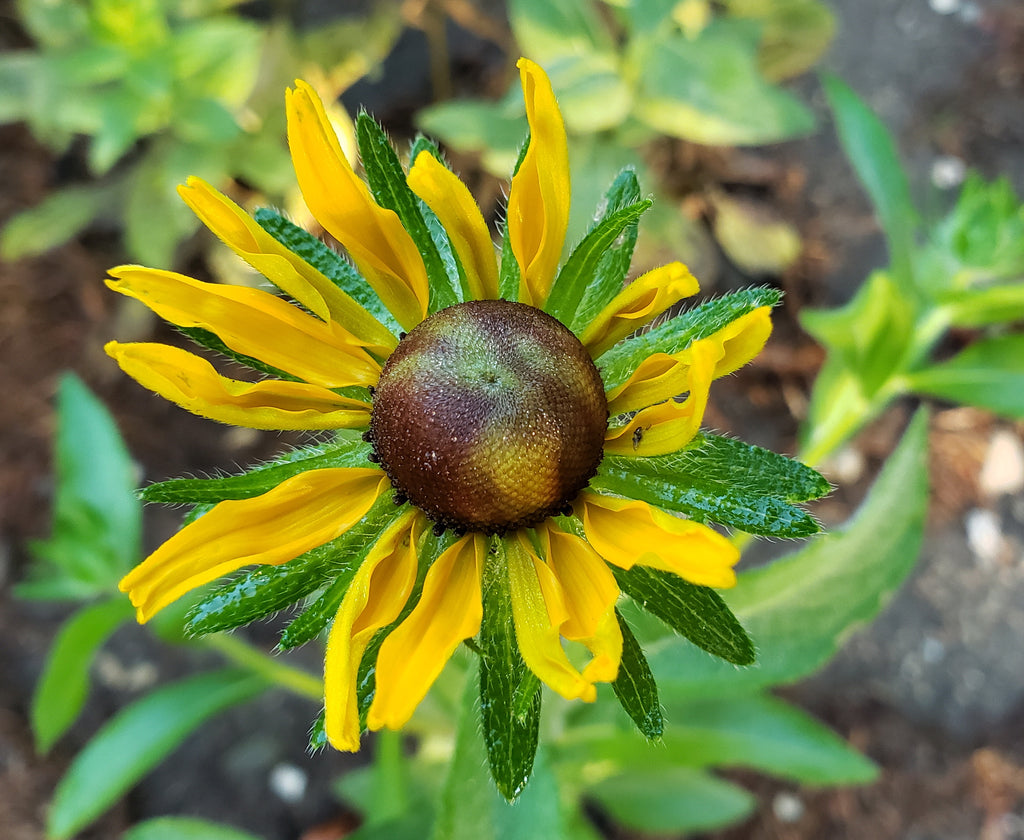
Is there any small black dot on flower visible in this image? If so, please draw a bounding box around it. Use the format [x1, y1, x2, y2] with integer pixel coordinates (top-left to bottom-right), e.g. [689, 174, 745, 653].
[361, 430, 374, 442]
[393, 492, 408, 506]
[432, 521, 447, 537]
[367, 452, 380, 463]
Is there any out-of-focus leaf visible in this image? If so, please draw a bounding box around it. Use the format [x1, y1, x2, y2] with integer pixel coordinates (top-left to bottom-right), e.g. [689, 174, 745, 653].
[48, 670, 266, 840]
[31, 597, 133, 753]
[510, 0, 615, 66]
[726, 0, 836, 81]
[941, 283, 1024, 328]
[22, 373, 140, 598]
[709, 190, 802, 275]
[633, 20, 815, 145]
[0, 52, 36, 123]
[122, 816, 262, 840]
[543, 54, 632, 134]
[647, 408, 929, 695]
[16, 0, 88, 47]
[822, 74, 917, 286]
[1, 185, 114, 260]
[586, 767, 754, 833]
[416, 99, 525, 177]
[906, 333, 1024, 419]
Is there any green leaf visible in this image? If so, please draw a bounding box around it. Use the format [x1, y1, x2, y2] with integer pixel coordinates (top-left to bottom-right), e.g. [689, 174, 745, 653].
[610, 609, 663, 738]
[124, 152, 199, 267]
[432, 666, 566, 840]
[0, 52, 38, 123]
[647, 408, 930, 695]
[822, 74, 917, 285]
[541, 54, 632, 134]
[47, 670, 266, 840]
[633, 20, 815, 145]
[593, 455, 822, 538]
[1, 184, 112, 259]
[415, 99, 525, 178]
[254, 207, 400, 336]
[597, 286, 782, 391]
[31, 598, 133, 753]
[585, 767, 754, 833]
[941, 283, 1024, 328]
[122, 816, 262, 840]
[728, 0, 836, 82]
[141, 438, 373, 505]
[660, 693, 877, 784]
[479, 541, 542, 801]
[613, 565, 755, 665]
[906, 333, 1024, 419]
[510, 0, 615, 67]
[355, 113, 459, 311]
[545, 199, 652, 325]
[25, 373, 141, 594]
[569, 167, 644, 332]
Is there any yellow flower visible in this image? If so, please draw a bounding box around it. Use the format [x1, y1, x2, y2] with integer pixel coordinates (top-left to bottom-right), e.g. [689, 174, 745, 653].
[108, 58, 773, 754]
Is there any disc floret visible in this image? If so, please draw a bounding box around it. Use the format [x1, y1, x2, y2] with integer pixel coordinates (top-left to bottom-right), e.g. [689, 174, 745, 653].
[369, 300, 608, 534]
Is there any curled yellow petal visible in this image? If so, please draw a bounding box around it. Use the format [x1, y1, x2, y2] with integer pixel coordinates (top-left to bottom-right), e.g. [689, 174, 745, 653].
[604, 338, 719, 456]
[107, 266, 380, 389]
[178, 176, 396, 352]
[579, 492, 739, 588]
[287, 80, 428, 330]
[536, 523, 622, 686]
[605, 352, 692, 416]
[119, 468, 390, 622]
[508, 58, 570, 307]
[407, 150, 499, 301]
[324, 509, 421, 752]
[367, 533, 487, 731]
[710, 306, 773, 378]
[106, 342, 370, 431]
[582, 262, 700, 357]
[506, 533, 596, 702]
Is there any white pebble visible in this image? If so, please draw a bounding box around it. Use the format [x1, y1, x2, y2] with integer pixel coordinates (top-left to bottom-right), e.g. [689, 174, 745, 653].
[929, 0, 960, 14]
[922, 636, 946, 664]
[965, 508, 1003, 567]
[772, 792, 805, 823]
[269, 763, 307, 803]
[930, 155, 967, 189]
[979, 430, 1024, 497]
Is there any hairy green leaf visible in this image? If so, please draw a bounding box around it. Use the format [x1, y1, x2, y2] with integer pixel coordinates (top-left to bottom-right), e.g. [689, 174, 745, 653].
[610, 609, 663, 739]
[613, 565, 754, 666]
[355, 113, 459, 311]
[479, 541, 541, 801]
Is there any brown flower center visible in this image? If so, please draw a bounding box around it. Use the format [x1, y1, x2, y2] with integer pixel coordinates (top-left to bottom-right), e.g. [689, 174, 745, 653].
[369, 300, 608, 534]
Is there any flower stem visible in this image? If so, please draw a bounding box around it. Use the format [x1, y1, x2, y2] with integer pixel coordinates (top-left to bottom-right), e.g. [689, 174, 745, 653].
[202, 633, 323, 702]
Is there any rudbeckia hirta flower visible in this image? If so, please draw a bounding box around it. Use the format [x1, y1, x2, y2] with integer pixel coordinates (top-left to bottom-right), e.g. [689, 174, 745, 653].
[108, 58, 827, 798]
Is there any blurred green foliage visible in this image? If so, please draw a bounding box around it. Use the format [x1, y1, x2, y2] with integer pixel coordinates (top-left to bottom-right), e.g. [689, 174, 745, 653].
[800, 76, 1024, 465]
[419, 0, 833, 261]
[0, 0, 402, 267]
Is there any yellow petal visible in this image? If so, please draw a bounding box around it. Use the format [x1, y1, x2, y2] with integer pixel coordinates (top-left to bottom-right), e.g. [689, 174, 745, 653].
[107, 266, 380, 389]
[508, 58, 570, 307]
[603, 338, 718, 456]
[324, 509, 421, 751]
[606, 306, 773, 417]
[709, 306, 773, 378]
[536, 523, 622, 685]
[367, 533, 487, 731]
[506, 533, 596, 702]
[605, 352, 692, 416]
[579, 492, 739, 588]
[106, 342, 370, 430]
[582, 262, 700, 357]
[120, 468, 390, 622]
[178, 176, 397, 353]
[407, 150, 499, 301]
[286, 80, 428, 330]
